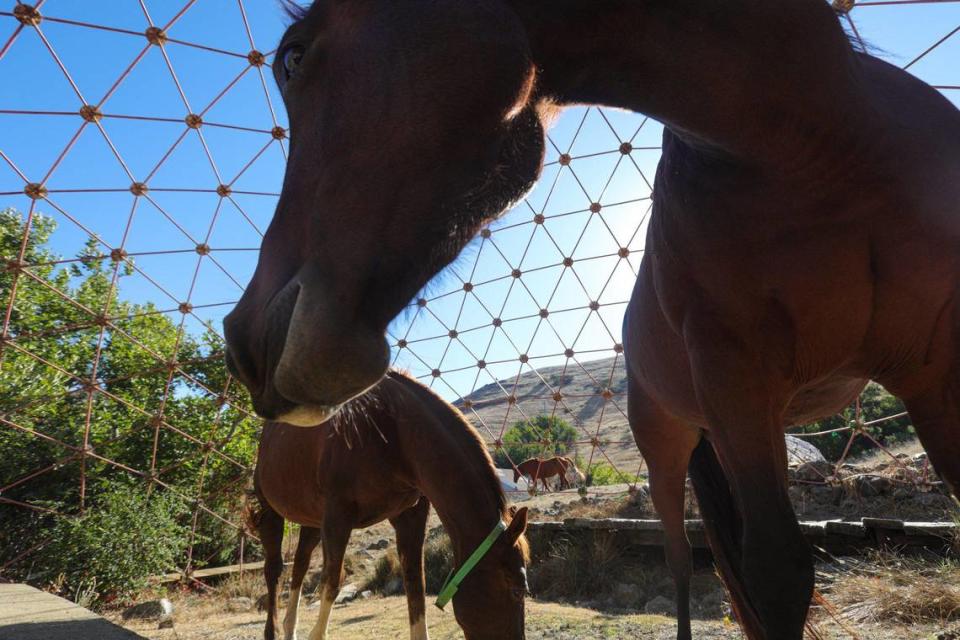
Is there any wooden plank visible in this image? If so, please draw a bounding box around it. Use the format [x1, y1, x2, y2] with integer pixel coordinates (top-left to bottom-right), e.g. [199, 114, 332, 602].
[156, 560, 291, 585]
[0, 583, 146, 640]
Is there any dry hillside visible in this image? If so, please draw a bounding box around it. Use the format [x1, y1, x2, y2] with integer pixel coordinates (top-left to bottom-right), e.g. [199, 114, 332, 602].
[452, 356, 644, 473]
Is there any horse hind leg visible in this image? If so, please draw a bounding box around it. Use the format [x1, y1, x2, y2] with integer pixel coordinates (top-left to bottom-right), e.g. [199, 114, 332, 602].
[390, 496, 431, 640]
[628, 383, 700, 640]
[283, 526, 322, 640]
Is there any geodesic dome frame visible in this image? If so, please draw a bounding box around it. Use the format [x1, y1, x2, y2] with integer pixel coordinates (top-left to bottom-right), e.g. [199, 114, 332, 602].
[1, 0, 958, 584]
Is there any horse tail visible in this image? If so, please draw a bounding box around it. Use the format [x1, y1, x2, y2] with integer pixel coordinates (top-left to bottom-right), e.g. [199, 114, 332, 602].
[687, 437, 764, 638]
[242, 488, 264, 536]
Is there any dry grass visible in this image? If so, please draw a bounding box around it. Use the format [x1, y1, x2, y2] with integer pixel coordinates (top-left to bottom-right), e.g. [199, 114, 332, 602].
[364, 535, 453, 595]
[830, 552, 960, 625]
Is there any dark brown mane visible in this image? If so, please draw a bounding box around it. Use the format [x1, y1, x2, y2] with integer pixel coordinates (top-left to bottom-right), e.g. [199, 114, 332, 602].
[386, 370, 510, 518]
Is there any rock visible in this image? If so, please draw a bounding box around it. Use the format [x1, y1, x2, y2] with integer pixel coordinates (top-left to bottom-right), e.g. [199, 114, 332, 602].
[335, 583, 359, 604]
[856, 475, 891, 497]
[356, 549, 375, 560]
[868, 475, 892, 495]
[696, 590, 724, 617]
[794, 460, 833, 483]
[360, 590, 373, 599]
[611, 582, 643, 609]
[123, 598, 174, 620]
[158, 617, 174, 630]
[366, 539, 390, 551]
[384, 577, 404, 596]
[785, 436, 826, 467]
[644, 595, 676, 616]
[226, 596, 254, 613]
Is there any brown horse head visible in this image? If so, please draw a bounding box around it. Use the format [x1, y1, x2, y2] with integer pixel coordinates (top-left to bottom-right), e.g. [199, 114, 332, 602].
[453, 505, 530, 639]
[224, 0, 546, 424]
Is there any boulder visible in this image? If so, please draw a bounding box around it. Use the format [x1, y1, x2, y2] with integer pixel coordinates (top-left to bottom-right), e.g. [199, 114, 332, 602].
[610, 582, 643, 609]
[366, 539, 390, 551]
[335, 583, 359, 604]
[794, 460, 834, 483]
[384, 577, 404, 596]
[122, 598, 174, 621]
[696, 590, 725, 617]
[644, 595, 677, 616]
[785, 436, 826, 467]
[360, 590, 373, 599]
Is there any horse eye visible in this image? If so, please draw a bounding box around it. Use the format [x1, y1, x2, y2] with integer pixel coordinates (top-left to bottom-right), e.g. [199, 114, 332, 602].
[282, 46, 304, 78]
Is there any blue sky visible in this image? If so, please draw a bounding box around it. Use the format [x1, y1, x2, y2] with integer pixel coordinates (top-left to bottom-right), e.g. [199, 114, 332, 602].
[1, 0, 958, 404]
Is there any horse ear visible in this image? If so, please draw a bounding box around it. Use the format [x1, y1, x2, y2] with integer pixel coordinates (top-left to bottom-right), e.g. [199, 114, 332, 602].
[505, 506, 528, 543]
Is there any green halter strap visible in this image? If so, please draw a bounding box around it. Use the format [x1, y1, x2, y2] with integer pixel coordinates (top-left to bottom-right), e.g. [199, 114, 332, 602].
[435, 519, 507, 610]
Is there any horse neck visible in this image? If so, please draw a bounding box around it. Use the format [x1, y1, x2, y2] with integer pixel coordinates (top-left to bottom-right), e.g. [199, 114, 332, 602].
[391, 382, 508, 562]
[418, 440, 507, 563]
[511, 0, 860, 161]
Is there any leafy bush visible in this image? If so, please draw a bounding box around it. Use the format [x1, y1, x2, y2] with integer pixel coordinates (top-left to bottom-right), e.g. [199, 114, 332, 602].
[584, 462, 635, 486]
[0, 209, 260, 584]
[791, 383, 913, 461]
[493, 415, 578, 468]
[28, 482, 189, 607]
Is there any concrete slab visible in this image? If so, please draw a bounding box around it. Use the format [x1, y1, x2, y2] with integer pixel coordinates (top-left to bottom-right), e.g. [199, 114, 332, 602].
[0, 583, 147, 640]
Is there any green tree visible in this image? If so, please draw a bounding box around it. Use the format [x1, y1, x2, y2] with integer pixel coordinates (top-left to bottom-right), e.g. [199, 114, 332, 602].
[0, 208, 261, 592]
[492, 414, 578, 468]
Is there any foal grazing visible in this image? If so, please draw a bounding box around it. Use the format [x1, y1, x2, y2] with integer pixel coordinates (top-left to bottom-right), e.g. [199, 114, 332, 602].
[225, 1, 959, 638]
[253, 372, 529, 640]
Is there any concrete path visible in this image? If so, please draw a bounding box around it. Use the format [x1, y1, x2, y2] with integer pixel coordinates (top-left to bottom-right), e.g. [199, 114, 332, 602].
[0, 583, 146, 640]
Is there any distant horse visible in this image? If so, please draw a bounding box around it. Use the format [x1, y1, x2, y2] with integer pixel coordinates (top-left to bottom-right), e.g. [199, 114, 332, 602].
[252, 371, 529, 640]
[513, 456, 577, 491]
[225, 2, 959, 639]
[559, 457, 586, 489]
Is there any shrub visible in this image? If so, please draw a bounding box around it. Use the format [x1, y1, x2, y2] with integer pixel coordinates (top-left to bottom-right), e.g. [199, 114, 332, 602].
[792, 383, 913, 461]
[493, 415, 578, 468]
[364, 532, 453, 595]
[585, 462, 635, 486]
[28, 482, 190, 607]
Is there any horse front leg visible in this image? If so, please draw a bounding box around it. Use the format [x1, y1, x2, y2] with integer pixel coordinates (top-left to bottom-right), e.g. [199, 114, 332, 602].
[686, 328, 812, 640]
[283, 526, 322, 640]
[307, 521, 352, 640]
[257, 500, 285, 640]
[628, 380, 700, 640]
[389, 496, 431, 640]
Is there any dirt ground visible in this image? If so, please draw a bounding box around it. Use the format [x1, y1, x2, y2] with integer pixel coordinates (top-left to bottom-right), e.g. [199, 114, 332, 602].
[114, 593, 956, 640]
[112, 441, 959, 640]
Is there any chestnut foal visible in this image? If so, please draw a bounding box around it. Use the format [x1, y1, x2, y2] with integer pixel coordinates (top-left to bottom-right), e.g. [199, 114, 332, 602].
[252, 371, 529, 640]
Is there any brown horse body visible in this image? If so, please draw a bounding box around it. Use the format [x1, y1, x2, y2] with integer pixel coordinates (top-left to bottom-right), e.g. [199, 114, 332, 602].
[254, 372, 529, 640]
[513, 456, 582, 491]
[227, 2, 960, 639]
